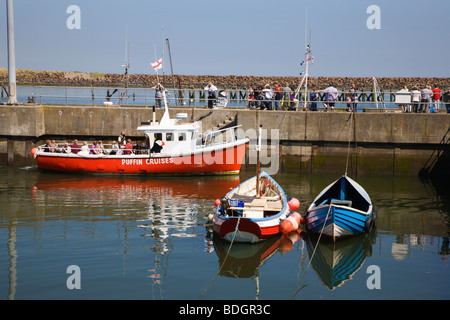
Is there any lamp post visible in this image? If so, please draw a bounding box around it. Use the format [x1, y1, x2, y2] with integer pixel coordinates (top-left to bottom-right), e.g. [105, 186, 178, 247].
[6, 0, 18, 105]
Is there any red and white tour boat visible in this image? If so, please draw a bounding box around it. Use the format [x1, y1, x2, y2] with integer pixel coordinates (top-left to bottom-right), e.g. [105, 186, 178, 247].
[31, 93, 248, 175]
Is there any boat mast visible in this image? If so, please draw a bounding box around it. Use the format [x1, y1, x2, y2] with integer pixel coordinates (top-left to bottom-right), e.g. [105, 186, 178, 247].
[256, 120, 262, 199]
[303, 28, 312, 110]
[295, 12, 313, 109]
[121, 25, 130, 105]
[166, 38, 178, 106]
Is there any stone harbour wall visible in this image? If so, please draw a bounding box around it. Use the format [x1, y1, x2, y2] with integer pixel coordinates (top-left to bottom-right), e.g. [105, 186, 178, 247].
[1, 68, 449, 90]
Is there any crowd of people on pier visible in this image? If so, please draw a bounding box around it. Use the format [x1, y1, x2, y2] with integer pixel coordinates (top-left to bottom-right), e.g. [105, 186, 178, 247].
[145, 79, 450, 113]
[198, 82, 450, 113]
[396, 84, 449, 113]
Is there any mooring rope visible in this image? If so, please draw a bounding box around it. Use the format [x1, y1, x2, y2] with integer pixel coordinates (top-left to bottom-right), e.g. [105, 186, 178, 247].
[344, 112, 354, 176]
[198, 216, 241, 299]
[290, 204, 332, 299]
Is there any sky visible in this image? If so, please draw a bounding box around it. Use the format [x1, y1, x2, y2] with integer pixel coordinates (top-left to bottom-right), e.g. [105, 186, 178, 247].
[0, 0, 449, 78]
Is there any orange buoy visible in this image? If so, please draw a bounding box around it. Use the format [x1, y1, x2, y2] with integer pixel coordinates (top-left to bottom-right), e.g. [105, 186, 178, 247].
[286, 230, 300, 243]
[279, 238, 293, 253]
[214, 199, 221, 207]
[31, 147, 38, 157]
[288, 198, 300, 211]
[280, 212, 301, 234]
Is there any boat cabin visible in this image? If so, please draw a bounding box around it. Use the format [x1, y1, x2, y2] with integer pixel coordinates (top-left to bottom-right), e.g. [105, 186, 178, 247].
[137, 113, 200, 154]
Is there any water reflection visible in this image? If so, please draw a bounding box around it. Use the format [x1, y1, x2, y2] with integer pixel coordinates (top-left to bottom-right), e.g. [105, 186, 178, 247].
[213, 233, 282, 279]
[31, 172, 240, 242]
[305, 230, 376, 290]
[1, 167, 449, 299]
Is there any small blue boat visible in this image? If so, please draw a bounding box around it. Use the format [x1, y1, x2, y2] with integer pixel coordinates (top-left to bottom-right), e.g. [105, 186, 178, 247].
[305, 175, 376, 241]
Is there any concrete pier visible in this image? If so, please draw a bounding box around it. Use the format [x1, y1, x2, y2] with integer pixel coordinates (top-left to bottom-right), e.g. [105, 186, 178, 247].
[0, 104, 448, 176]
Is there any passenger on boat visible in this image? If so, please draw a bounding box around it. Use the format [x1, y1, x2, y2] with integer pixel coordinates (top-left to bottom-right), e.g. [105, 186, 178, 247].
[60, 142, 71, 153]
[97, 140, 107, 154]
[50, 140, 58, 153]
[90, 141, 101, 155]
[43, 140, 52, 152]
[71, 139, 80, 154]
[118, 131, 126, 147]
[124, 139, 133, 155]
[79, 142, 90, 156]
[110, 141, 119, 155]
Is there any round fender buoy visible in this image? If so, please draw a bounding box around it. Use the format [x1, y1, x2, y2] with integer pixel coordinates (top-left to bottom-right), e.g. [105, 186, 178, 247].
[365, 217, 374, 232]
[31, 147, 38, 157]
[280, 212, 301, 234]
[288, 198, 300, 211]
[214, 199, 220, 207]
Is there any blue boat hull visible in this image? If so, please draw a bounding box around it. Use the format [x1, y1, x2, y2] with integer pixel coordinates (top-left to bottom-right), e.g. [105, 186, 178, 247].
[306, 205, 375, 240]
[306, 175, 376, 241]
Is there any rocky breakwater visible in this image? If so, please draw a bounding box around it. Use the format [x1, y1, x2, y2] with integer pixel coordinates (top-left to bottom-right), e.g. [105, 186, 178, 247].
[1, 68, 449, 90]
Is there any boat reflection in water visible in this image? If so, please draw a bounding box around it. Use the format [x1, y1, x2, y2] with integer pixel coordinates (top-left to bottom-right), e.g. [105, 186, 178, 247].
[32, 172, 241, 246]
[211, 229, 305, 298]
[305, 229, 376, 290]
[213, 233, 283, 278]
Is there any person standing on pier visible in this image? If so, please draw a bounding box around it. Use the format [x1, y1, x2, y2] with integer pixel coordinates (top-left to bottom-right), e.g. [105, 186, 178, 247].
[205, 82, 217, 109]
[273, 84, 282, 110]
[309, 87, 319, 111]
[152, 83, 165, 108]
[420, 85, 432, 113]
[262, 84, 273, 110]
[411, 87, 421, 113]
[321, 84, 338, 111]
[432, 84, 441, 111]
[443, 89, 450, 113]
[282, 84, 292, 110]
[349, 83, 359, 112]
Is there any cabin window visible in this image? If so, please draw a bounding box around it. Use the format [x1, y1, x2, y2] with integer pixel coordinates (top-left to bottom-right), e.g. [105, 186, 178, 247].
[166, 133, 173, 141]
[155, 133, 163, 141]
[178, 133, 186, 141]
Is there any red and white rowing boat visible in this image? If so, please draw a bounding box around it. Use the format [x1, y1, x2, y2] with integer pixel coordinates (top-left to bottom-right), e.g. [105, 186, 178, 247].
[32, 93, 248, 175]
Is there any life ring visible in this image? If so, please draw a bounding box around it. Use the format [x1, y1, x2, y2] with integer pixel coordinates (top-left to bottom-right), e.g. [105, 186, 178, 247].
[260, 178, 270, 196]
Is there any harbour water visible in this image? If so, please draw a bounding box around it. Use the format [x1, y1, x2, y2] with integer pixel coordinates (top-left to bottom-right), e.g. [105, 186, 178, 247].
[0, 166, 448, 300]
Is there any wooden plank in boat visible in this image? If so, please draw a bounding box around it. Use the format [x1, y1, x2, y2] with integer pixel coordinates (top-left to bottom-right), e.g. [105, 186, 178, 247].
[245, 198, 267, 208]
[266, 201, 282, 210]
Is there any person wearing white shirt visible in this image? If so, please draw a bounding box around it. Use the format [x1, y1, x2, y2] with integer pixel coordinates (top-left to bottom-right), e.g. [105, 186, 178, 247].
[411, 87, 421, 113]
[420, 85, 432, 113]
[321, 85, 338, 111]
[205, 82, 217, 109]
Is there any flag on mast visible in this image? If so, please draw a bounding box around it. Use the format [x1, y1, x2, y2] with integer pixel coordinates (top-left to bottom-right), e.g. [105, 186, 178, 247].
[151, 58, 163, 71]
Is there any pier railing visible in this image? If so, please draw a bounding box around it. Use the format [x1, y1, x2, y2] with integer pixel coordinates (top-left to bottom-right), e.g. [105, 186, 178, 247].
[13, 85, 447, 111]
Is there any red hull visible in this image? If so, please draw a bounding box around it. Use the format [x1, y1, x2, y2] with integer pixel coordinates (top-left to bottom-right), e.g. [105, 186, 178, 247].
[214, 218, 281, 242]
[32, 143, 247, 175]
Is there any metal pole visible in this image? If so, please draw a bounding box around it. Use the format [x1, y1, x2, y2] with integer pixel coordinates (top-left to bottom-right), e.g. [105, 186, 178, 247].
[166, 38, 178, 106]
[6, 0, 18, 104]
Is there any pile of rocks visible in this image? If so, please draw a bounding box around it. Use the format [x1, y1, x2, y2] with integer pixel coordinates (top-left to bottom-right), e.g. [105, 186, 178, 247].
[1, 68, 448, 90]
